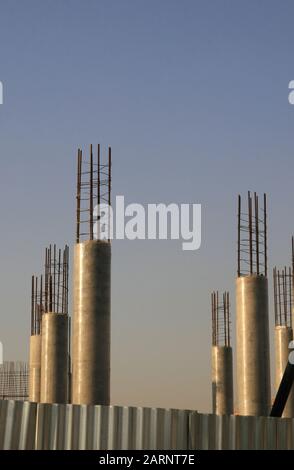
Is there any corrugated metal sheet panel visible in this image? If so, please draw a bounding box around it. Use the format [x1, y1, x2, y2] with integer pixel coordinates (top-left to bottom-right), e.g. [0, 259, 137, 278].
[189, 413, 294, 450]
[0, 400, 36, 449]
[1, 400, 294, 450]
[35, 405, 189, 450]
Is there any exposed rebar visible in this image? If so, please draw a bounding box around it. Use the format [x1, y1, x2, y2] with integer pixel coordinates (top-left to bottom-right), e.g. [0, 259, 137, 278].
[31, 275, 42, 335]
[75, 144, 112, 242]
[44, 244, 69, 314]
[237, 192, 267, 277]
[31, 245, 69, 333]
[211, 291, 231, 346]
[273, 266, 292, 327]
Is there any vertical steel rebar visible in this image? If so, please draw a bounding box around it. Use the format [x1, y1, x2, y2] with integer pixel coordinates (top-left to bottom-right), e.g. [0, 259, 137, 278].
[90, 144, 94, 240]
[108, 147, 112, 241]
[278, 269, 282, 325]
[211, 292, 215, 346]
[237, 195, 241, 277]
[223, 292, 227, 346]
[284, 268, 288, 325]
[57, 249, 61, 313]
[76, 149, 82, 243]
[35, 276, 38, 334]
[97, 144, 100, 205]
[273, 267, 277, 325]
[248, 191, 253, 275]
[264, 193, 267, 277]
[31, 276, 34, 336]
[227, 292, 230, 347]
[255, 192, 259, 275]
[289, 267, 292, 327]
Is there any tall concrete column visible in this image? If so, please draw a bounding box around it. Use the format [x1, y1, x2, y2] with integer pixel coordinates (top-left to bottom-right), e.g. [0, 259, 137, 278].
[236, 275, 271, 416]
[212, 345, 234, 415]
[28, 334, 42, 402]
[275, 325, 294, 418]
[40, 313, 69, 404]
[72, 240, 111, 405]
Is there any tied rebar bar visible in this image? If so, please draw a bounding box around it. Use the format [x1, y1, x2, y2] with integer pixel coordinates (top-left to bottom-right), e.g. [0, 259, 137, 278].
[211, 291, 231, 346]
[273, 266, 293, 328]
[237, 191, 267, 277]
[76, 144, 112, 243]
[31, 245, 69, 335]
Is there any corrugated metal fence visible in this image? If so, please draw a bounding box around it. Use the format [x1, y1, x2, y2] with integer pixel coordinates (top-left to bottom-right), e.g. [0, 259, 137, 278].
[0, 400, 293, 450]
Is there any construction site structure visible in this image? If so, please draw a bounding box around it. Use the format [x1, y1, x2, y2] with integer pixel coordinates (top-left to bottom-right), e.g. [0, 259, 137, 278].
[72, 145, 111, 405]
[236, 192, 271, 416]
[40, 245, 69, 404]
[28, 276, 42, 402]
[273, 262, 294, 417]
[211, 291, 234, 415]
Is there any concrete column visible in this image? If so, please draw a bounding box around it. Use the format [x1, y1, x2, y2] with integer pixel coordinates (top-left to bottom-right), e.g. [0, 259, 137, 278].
[275, 325, 294, 418]
[28, 334, 42, 402]
[40, 313, 69, 404]
[236, 275, 271, 416]
[212, 345, 234, 415]
[72, 240, 111, 405]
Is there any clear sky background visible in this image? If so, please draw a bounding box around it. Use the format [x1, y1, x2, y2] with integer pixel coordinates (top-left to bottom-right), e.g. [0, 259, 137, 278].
[0, 0, 294, 412]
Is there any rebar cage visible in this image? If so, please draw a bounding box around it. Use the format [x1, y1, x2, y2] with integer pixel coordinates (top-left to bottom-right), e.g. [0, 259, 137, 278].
[211, 291, 231, 347]
[237, 191, 267, 277]
[273, 266, 293, 328]
[76, 144, 112, 243]
[31, 245, 69, 335]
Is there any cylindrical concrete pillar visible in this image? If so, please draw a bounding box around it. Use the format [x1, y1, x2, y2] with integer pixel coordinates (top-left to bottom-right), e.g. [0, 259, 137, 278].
[275, 325, 294, 418]
[40, 313, 69, 404]
[212, 345, 234, 415]
[236, 275, 271, 416]
[28, 334, 42, 402]
[72, 240, 111, 405]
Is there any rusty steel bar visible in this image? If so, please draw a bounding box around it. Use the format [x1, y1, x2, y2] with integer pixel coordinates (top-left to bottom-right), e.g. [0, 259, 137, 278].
[31, 276, 35, 336]
[61, 250, 65, 315]
[53, 245, 56, 312]
[211, 292, 215, 346]
[57, 249, 61, 313]
[108, 147, 112, 241]
[284, 268, 287, 325]
[97, 144, 100, 207]
[40, 275, 43, 315]
[76, 149, 82, 243]
[248, 191, 253, 275]
[255, 192, 259, 275]
[45, 248, 48, 313]
[216, 291, 219, 345]
[223, 292, 227, 346]
[90, 144, 94, 240]
[237, 195, 241, 277]
[273, 267, 278, 326]
[264, 193, 267, 277]
[278, 269, 282, 325]
[66, 246, 69, 315]
[227, 292, 230, 347]
[35, 276, 38, 333]
[289, 267, 292, 327]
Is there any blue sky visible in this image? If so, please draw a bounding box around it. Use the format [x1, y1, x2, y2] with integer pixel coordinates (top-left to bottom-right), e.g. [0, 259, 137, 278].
[0, 0, 294, 411]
